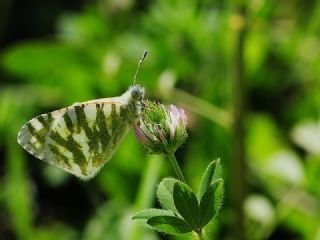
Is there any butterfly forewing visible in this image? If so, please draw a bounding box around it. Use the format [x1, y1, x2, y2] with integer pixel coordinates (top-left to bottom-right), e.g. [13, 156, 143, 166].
[18, 100, 130, 180]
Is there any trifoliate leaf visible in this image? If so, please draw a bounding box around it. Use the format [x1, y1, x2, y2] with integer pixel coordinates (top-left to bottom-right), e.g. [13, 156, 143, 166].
[214, 180, 224, 216]
[132, 208, 175, 220]
[199, 184, 215, 227]
[212, 159, 222, 182]
[173, 181, 200, 230]
[147, 215, 193, 234]
[198, 159, 221, 201]
[157, 178, 178, 211]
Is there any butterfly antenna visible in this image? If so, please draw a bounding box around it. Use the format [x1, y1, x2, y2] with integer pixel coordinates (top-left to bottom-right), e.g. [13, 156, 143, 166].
[133, 50, 148, 85]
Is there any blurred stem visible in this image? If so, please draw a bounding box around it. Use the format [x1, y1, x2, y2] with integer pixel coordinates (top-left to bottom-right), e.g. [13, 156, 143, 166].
[196, 0, 203, 14]
[6, 139, 33, 240]
[165, 88, 233, 129]
[131, 155, 163, 240]
[167, 153, 186, 183]
[134, 155, 163, 209]
[231, 4, 247, 240]
[197, 231, 204, 240]
[275, 184, 320, 222]
[5, 110, 33, 240]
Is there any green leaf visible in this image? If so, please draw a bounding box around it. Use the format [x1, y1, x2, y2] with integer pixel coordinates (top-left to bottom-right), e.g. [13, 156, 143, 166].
[212, 159, 222, 182]
[214, 180, 224, 216]
[198, 159, 221, 201]
[147, 215, 193, 234]
[132, 209, 175, 220]
[173, 182, 200, 230]
[157, 178, 178, 211]
[199, 184, 215, 227]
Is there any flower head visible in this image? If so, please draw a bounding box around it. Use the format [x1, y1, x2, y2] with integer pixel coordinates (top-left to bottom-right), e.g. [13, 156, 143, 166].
[134, 100, 188, 154]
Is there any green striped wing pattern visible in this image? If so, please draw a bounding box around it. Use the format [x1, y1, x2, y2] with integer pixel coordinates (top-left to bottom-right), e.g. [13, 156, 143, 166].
[18, 101, 131, 180]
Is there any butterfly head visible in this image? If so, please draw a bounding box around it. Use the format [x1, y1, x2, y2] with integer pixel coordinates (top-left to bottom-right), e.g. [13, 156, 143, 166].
[129, 50, 147, 103]
[130, 84, 145, 101]
[121, 85, 145, 124]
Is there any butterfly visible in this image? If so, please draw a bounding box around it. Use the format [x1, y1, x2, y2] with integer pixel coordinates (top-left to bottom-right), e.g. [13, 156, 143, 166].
[17, 51, 147, 180]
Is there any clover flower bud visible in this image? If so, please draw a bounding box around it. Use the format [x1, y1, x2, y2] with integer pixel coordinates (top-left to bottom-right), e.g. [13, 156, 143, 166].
[134, 100, 187, 155]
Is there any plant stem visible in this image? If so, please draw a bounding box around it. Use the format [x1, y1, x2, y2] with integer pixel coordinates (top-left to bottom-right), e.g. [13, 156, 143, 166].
[134, 155, 163, 209]
[197, 232, 204, 240]
[231, 4, 247, 240]
[167, 153, 186, 183]
[164, 88, 233, 129]
[6, 116, 34, 240]
[131, 155, 163, 240]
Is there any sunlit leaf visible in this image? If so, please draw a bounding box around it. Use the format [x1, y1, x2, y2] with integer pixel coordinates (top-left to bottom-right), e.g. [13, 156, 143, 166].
[198, 159, 220, 201]
[147, 215, 192, 234]
[214, 180, 224, 217]
[157, 178, 178, 211]
[133, 209, 175, 220]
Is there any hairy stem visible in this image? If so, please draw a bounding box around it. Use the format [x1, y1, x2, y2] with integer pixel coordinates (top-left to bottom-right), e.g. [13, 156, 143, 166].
[167, 153, 186, 183]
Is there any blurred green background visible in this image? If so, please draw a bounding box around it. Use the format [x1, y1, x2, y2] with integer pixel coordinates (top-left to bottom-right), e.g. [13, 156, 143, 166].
[1, 0, 320, 239]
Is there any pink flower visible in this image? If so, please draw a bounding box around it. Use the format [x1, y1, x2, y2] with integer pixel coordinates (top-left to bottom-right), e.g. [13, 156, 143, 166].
[134, 101, 188, 154]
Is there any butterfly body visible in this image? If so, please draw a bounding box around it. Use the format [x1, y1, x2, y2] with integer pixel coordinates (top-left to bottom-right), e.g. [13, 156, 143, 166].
[18, 85, 144, 180]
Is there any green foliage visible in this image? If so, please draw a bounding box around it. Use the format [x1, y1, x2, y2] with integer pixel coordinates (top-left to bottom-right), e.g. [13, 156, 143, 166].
[197, 158, 221, 201]
[214, 181, 224, 216]
[1, 0, 320, 239]
[133, 160, 224, 237]
[157, 178, 179, 211]
[133, 209, 175, 220]
[173, 182, 200, 230]
[147, 216, 192, 234]
[199, 184, 215, 227]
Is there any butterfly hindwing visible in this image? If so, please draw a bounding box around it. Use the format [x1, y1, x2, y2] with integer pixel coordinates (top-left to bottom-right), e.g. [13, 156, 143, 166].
[18, 101, 130, 180]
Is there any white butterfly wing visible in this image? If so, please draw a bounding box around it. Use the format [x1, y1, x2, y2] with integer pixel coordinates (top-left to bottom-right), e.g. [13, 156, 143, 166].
[18, 100, 130, 180]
